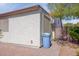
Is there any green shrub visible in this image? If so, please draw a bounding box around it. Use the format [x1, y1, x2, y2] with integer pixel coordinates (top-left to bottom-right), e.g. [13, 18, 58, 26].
[64, 23, 79, 42]
[68, 28, 79, 42]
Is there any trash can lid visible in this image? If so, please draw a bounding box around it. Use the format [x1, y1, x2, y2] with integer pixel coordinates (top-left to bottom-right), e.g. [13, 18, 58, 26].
[42, 33, 51, 36]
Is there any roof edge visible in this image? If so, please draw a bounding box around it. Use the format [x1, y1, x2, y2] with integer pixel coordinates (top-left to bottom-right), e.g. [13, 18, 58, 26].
[0, 5, 50, 19]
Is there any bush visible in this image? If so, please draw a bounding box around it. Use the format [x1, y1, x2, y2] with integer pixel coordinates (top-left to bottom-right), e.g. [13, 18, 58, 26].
[68, 27, 79, 42]
[64, 23, 79, 43]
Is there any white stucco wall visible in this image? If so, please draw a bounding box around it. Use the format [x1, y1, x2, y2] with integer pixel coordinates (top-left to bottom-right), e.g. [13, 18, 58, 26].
[0, 13, 41, 48]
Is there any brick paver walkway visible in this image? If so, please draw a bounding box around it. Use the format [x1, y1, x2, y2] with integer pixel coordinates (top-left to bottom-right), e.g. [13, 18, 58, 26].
[0, 41, 76, 56]
[0, 41, 60, 56]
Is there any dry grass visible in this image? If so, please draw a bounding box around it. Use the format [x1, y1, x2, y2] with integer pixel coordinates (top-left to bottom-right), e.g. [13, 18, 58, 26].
[53, 39, 58, 41]
[76, 48, 79, 56]
[59, 41, 77, 56]
[59, 45, 76, 56]
[69, 44, 79, 49]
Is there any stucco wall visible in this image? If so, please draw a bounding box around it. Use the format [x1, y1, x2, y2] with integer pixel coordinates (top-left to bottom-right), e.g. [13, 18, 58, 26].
[0, 13, 41, 48]
[41, 14, 51, 33]
[0, 19, 9, 32]
[40, 14, 52, 41]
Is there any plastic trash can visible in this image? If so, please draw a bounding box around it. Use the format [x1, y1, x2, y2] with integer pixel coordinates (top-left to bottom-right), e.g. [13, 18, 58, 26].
[42, 33, 51, 48]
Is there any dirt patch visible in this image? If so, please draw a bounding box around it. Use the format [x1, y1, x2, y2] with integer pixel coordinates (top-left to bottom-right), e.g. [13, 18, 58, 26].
[59, 46, 76, 56]
[58, 41, 77, 56]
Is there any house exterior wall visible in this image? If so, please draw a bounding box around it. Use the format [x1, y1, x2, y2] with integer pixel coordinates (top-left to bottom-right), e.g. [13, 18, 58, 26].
[41, 14, 51, 33]
[40, 13, 52, 42]
[0, 19, 9, 32]
[0, 8, 52, 48]
[0, 13, 41, 48]
[44, 15, 51, 33]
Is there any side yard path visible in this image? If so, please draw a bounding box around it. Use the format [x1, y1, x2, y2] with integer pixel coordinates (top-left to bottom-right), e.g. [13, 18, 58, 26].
[0, 41, 60, 56]
[0, 41, 77, 56]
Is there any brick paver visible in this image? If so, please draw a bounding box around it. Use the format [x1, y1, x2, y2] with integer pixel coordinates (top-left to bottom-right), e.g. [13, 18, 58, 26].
[0, 41, 60, 56]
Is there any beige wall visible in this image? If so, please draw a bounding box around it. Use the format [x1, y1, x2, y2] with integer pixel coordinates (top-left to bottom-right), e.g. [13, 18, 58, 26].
[40, 14, 52, 41]
[44, 15, 51, 33]
[41, 14, 51, 33]
[0, 13, 41, 48]
[0, 12, 52, 48]
[0, 19, 9, 32]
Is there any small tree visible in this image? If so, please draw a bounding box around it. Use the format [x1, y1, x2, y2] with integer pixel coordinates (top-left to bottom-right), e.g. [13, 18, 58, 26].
[48, 3, 79, 40]
[48, 3, 67, 40]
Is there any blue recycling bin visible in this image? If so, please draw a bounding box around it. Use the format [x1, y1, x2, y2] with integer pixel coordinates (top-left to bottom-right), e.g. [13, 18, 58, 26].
[42, 33, 51, 48]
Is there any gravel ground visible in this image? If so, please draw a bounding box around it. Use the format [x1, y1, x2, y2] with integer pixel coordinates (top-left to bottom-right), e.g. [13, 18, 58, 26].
[0, 41, 60, 56]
